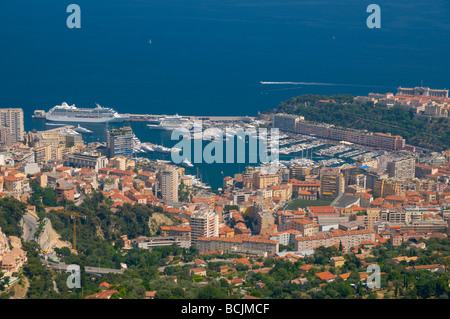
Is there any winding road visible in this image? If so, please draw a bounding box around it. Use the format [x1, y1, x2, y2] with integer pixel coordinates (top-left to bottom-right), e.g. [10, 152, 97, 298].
[21, 213, 40, 242]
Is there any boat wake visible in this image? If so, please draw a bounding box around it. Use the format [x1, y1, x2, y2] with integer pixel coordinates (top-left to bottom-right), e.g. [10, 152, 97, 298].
[260, 81, 392, 89]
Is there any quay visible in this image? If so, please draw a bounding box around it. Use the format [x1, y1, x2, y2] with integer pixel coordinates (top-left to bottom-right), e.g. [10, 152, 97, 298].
[120, 113, 255, 122]
[33, 109, 256, 123]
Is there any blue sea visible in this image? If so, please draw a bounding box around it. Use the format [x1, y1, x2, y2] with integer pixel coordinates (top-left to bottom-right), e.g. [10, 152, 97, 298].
[1, 0, 449, 188]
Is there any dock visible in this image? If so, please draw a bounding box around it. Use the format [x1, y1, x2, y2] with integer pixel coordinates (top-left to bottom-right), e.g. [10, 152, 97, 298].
[121, 113, 255, 122]
[33, 109, 256, 123]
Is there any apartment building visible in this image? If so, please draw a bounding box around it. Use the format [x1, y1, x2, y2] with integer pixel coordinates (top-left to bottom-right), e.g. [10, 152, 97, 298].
[295, 229, 376, 252]
[294, 118, 405, 150]
[269, 184, 292, 201]
[289, 179, 320, 197]
[355, 208, 381, 230]
[380, 209, 411, 224]
[289, 165, 311, 179]
[255, 210, 275, 235]
[65, 153, 109, 171]
[277, 210, 306, 232]
[196, 236, 279, 256]
[387, 157, 415, 179]
[160, 225, 191, 238]
[374, 179, 405, 198]
[3, 176, 24, 193]
[190, 209, 219, 244]
[252, 171, 280, 190]
[55, 180, 75, 201]
[158, 167, 179, 203]
[288, 219, 320, 237]
[0, 108, 24, 144]
[133, 236, 191, 250]
[268, 230, 300, 246]
[272, 113, 303, 132]
[106, 126, 134, 158]
[319, 168, 345, 200]
[0, 125, 12, 146]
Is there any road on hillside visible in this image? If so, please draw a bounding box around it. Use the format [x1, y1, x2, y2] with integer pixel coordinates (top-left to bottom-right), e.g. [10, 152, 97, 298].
[21, 213, 40, 242]
[157, 258, 235, 272]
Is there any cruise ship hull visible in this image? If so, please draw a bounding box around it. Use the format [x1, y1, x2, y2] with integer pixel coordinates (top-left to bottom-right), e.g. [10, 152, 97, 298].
[46, 116, 128, 123]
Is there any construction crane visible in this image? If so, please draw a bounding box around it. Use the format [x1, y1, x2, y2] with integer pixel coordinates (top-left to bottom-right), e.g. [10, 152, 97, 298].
[50, 208, 86, 253]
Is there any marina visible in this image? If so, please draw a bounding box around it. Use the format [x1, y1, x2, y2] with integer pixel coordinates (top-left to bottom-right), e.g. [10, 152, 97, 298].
[337, 149, 367, 158]
[30, 111, 388, 189]
[278, 140, 327, 155]
[318, 158, 346, 166]
[315, 145, 350, 157]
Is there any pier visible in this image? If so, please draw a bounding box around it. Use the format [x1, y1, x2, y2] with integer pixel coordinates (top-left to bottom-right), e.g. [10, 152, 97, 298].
[33, 110, 256, 123]
[121, 113, 255, 122]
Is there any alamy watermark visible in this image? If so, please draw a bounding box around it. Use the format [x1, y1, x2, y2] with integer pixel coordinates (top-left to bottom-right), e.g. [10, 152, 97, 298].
[170, 121, 279, 165]
[366, 4, 381, 29]
[64, 4, 380, 31]
[66, 4, 81, 29]
[366, 264, 381, 289]
[66, 264, 81, 289]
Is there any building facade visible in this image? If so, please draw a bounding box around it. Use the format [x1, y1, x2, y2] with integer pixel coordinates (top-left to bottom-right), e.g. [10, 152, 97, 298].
[158, 167, 179, 203]
[319, 168, 345, 200]
[190, 209, 219, 244]
[0, 108, 24, 144]
[106, 127, 134, 158]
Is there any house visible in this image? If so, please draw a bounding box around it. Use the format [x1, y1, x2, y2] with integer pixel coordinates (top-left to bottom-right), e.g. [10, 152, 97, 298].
[338, 273, 351, 281]
[247, 267, 272, 277]
[291, 277, 308, 285]
[145, 291, 157, 299]
[99, 282, 111, 290]
[1, 247, 27, 273]
[391, 256, 418, 264]
[299, 264, 314, 273]
[188, 267, 207, 277]
[409, 242, 426, 249]
[84, 290, 119, 299]
[233, 258, 251, 266]
[194, 259, 207, 268]
[330, 256, 346, 267]
[361, 240, 379, 249]
[410, 264, 446, 272]
[315, 271, 336, 282]
[228, 278, 244, 286]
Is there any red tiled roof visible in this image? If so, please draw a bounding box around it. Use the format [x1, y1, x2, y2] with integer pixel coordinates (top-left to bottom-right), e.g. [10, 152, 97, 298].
[315, 271, 335, 281]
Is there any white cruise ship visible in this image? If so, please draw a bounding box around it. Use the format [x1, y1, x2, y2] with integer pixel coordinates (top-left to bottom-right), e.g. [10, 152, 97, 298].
[147, 114, 194, 130]
[45, 102, 128, 123]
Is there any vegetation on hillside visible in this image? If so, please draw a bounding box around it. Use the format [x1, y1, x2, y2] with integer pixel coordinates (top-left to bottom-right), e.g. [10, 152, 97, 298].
[0, 197, 27, 237]
[267, 94, 450, 151]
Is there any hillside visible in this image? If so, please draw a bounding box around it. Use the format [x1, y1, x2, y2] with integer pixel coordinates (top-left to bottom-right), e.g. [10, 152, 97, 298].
[269, 94, 450, 151]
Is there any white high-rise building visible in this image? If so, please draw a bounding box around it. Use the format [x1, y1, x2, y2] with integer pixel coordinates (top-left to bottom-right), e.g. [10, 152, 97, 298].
[0, 108, 24, 144]
[190, 209, 219, 244]
[158, 167, 179, 203]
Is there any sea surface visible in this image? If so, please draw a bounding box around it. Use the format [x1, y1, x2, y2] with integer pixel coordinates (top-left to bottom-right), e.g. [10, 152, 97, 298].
[2, 0, 450, 188]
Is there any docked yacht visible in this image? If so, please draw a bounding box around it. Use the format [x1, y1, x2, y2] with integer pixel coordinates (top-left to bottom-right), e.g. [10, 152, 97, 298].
[147, 114, 194, 130]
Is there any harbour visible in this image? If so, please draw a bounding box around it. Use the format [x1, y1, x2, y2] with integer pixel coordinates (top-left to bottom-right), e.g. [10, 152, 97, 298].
[33, 109, 255, 123]
[28, 109, 389, 190]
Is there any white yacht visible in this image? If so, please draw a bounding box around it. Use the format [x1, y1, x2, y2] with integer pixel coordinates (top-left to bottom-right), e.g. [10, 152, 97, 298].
[147, 114, 194, 130]
[181, 158, 194, 168]
[140, 144, 154, 152]
[74, 124, 93, 133]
